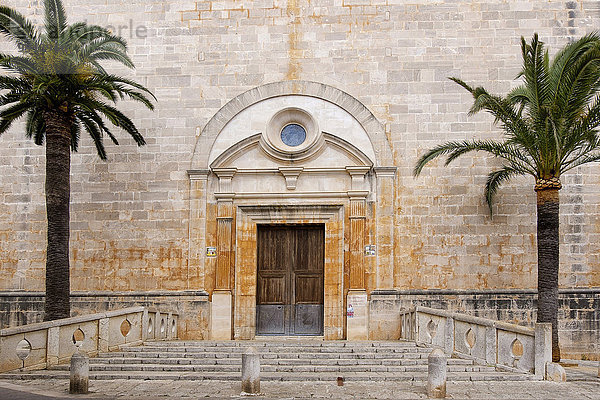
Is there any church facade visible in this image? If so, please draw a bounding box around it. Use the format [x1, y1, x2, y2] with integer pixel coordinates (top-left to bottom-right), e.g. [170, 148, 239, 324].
[0, 0, 599, 358]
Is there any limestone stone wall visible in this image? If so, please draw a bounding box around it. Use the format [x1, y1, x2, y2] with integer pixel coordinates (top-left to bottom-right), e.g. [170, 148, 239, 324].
[369, 289, 600, 360]
[0, 291, 209, 339]
[0, 0, 599, 350]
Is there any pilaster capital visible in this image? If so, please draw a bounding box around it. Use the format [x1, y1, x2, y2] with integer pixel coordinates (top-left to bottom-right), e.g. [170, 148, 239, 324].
[373, 166, 397, 178]
[187, 169, 210, 180]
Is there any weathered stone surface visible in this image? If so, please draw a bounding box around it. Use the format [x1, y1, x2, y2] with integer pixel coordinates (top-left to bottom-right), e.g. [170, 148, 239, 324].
[535, 323, 552, 379]
[69, 350, 89, 394]
[241, 346, 260, 394]
[211, 290, 232, 340]
[347, 290, 368, 341]
[546, 362, 567, 382]
[0, 0, 599, 356]
[427, 348, 447, 398]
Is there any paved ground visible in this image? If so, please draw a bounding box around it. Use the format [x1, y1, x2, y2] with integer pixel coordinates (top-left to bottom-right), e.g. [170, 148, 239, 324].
[0, 361, 598, 400]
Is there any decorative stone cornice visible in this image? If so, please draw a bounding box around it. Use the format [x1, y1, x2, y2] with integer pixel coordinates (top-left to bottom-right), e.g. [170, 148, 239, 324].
[187, 169, 210, 180]
[373, 166, 397, 178]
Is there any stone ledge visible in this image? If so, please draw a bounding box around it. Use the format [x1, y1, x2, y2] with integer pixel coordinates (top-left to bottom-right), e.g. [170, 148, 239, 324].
[0, 306, 145, 336]
[0, 290, 209, 298]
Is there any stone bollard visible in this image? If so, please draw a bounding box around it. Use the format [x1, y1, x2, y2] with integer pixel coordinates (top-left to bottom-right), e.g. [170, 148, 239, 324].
[69, 350, 89, 394]
[241, 347, 260, 394]
[546, 362, 566, 382]
[427, 348, 447, 399]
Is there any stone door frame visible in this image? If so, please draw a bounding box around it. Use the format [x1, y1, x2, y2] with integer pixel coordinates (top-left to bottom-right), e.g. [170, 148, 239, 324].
[233, 204, 345, 340]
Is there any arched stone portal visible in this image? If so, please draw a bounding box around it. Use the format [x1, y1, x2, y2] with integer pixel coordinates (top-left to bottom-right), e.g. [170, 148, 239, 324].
[188, 81, 396, 340]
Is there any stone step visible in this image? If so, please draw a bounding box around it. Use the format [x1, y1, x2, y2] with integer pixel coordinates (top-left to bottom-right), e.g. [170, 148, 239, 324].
[81, 356, 474, 366]
[124, 343, 431, 354]
[0, 370, 540, 382]
[0, 340, 539, 383]
[48, 363, 494, 373]
[98, 351, 432, 360]
[141, 340, 423, 348]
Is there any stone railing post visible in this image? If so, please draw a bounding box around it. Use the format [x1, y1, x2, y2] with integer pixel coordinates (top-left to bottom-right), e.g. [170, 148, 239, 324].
[534, 322, 552, 379]
[69, 349, 89, 394]
[427, 348, 447, 398]
[98, 317, 109, 353]
[444, 317, 454, 355]
[414, 309, 419, 343]
[46, 326, 59, 367]
[141, 309, 149, 341]
[485, 325, 496, 365]
[241, 347, 260, 394]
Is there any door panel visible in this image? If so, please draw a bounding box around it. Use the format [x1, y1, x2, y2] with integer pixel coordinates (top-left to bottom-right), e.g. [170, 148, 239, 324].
[294, 275, 323, 304]
[294, 304, 324, 334]
[258, 275, 286, 304]
[256, 224, 324, 335]
[257, 305, 285, 334]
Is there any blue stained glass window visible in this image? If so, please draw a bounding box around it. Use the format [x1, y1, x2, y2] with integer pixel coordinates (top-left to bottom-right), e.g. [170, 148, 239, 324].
[280, 124, 306, 147]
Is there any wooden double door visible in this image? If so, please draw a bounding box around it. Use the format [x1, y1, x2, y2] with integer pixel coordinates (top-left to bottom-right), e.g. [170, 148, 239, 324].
[256, 224, 324, 335]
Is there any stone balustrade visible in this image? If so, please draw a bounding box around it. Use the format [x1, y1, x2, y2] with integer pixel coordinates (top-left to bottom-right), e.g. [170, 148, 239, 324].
[400, 306, 552, 379]
[0, 306, 178, 373]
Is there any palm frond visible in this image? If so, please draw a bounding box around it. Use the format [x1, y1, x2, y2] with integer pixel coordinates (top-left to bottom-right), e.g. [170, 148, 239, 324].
[484, 166, 527, 214]
[0, 1, 153, 156]
[70, 119, 80, 151]
[84, 43, 134, 69]
[89, 100, 145, 145]
[0, 75, 30, 92]
[0, 99, 33, 121]
[25, 108, 45, 145]
[449, 77, 532, 142]
[562, 151, 600, 173]
[45, 0, 67, 40]
[519, 34, 551, 118]
[549, 32, 600, 112]
[76, 113, 107, 159]
[0, 54, 38, 74]
[413, 139, 537, 178]
[0, 6, 38, 53]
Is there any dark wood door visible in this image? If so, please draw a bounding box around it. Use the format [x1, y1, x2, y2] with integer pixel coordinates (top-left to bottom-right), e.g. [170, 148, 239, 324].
[256, 224, 324, 335]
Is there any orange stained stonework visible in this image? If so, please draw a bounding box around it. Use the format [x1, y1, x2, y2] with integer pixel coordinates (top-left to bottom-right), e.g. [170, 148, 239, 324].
[349, 199, 366, 289]
[216, 200, 234, 290]
[232, 205, 346, 340]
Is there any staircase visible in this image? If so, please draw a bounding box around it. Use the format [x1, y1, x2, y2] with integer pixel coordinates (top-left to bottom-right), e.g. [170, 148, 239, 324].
[1, 340, 539, 382]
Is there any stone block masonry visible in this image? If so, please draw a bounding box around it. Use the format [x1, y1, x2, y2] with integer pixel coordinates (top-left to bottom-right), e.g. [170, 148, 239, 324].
[369, 289, 600, 360]
[0, 291, 209, 340]
[0, 0, 599, 353]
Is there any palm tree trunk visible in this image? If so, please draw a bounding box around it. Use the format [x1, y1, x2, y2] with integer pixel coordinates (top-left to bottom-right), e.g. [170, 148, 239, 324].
[43, 109, 72, 321]
[536, 187, 560, 362]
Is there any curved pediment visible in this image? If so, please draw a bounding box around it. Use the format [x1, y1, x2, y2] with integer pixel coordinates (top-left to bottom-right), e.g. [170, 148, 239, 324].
[210, 133, 373, 170]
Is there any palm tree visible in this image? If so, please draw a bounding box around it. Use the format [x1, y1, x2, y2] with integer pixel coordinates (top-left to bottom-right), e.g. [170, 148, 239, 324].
[0, 0, 155, 321]
[414, 33, 600, 362]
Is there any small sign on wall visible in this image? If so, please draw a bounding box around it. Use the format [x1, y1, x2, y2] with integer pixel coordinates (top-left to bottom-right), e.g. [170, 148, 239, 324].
[364, 245, 376, 256]
[347, 304, 354, 318]
[206, 246, 217, 257]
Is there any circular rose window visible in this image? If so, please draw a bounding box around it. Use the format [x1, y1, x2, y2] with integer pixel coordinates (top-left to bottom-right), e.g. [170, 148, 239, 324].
[280, 123, 306, 147]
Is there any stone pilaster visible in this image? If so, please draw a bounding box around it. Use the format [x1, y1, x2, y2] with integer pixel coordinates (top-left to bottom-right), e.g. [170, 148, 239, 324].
[211, 168, 236, 340]
[187, 170, 209, 290]
[346, 166, 370, 290]
[346, 167, 370, 340]
[373, 167, 396, 289]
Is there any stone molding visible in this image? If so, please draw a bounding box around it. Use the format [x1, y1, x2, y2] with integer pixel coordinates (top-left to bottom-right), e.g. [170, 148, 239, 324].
[209, 133, 373, 169]
[262, 107, 324, 161]
[233, 205, 345, 340]
[191, 80, 393, 169]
